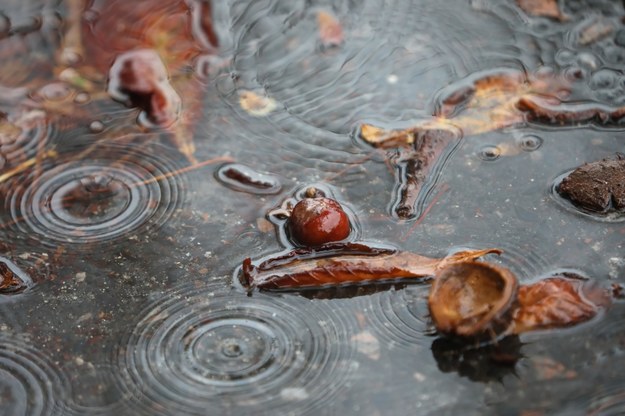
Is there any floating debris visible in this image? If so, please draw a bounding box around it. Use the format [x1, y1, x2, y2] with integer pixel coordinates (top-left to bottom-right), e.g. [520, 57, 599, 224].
[241, 243, 500, 290]
[516, 0, 565, 21]
[429, 262, 611, 340]
[512, 275, 611, 333]
[0, 257, 32, 294]
[317, 10, 344, 48]
[557, 154, 625, 213]
[215, 163, 282, 195]
[107, 49, 181, 128]
[239, 91, 278, 117]
[287, 197, 351, 247]
[428, 262, 518, 339]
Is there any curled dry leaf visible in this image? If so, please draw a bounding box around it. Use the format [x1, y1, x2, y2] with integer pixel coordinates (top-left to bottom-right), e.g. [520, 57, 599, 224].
[241, 243, 501, 290]
[511, 276, 611, 333]
[358, 71, 572, 218]
[516, 0, 565, 21]
[428, 262, 518, 339]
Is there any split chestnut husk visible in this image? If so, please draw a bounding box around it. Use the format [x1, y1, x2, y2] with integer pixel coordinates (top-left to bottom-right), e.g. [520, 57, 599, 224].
[428, 262, 518, 340]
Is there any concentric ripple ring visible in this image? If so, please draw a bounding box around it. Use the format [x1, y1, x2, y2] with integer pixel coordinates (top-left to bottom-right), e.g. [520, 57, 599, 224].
[0, 335, 68, 416]
[2, 143, 184, 246]
[119, 282, 355, 415]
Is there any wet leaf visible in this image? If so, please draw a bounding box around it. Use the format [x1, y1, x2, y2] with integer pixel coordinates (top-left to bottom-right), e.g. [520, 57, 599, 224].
[317, 10, 344, 47]
[241, 243, 500, 290]
[516, 0, 564, 21]
[107, 49, 181, 128]
[511, 276, 611, 333]
[360, 70, 570, 146]
[576, 17, 614, 46]
[56, 0, 220, 162]
[0, 258, 30, 294]
[239, 91, 278, 117]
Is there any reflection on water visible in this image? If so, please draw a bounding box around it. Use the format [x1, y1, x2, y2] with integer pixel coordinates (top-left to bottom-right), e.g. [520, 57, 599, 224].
[118, 281, 355, 415]
[0, 142, 185, 248]
[0, 335, 67, 416]
[0, 0, 624, 414]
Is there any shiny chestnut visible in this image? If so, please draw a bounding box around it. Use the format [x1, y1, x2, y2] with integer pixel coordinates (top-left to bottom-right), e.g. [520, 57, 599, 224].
[288, 197, 350, 247]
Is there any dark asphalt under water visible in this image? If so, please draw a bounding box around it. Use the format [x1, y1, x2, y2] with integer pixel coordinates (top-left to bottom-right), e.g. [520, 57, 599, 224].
[0, 0, 624, 415]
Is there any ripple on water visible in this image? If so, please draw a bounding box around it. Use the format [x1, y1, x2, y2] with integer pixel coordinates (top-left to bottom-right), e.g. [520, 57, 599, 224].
[550, 170, 625, 223]
[230, 0, 479, 135]
[118, 281, 355, 415]
[356, 285, 434, 351]
[62, 363, 133, 416]
[0, 108, 54, 171]
[464, 242, 552, 283]
[1, 143, 184, 248]
[586, 383, 625, 415]
[0, 335, 68, 416]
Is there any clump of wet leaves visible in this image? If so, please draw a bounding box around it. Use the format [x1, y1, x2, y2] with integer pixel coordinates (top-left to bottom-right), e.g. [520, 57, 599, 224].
[428, 262, 611, 340]
[557, 154, 625, 214]
[242, 243, 613, 342]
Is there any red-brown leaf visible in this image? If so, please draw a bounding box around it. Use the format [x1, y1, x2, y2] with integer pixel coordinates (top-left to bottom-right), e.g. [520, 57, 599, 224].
[242, 243, 500, 290]
[517, 0, 564, 21]
[512, 277, 610, 333]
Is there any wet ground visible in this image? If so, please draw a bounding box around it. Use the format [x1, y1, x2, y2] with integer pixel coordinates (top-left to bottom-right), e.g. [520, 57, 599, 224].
[1, 0, 625, 415]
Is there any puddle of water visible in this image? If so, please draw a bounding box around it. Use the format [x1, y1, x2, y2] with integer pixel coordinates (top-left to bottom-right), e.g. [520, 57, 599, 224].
[0, 0, 625, 414]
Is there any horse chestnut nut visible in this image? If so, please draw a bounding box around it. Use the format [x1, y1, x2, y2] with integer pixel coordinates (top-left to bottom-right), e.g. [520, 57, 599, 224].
[288, 197, 350, 246]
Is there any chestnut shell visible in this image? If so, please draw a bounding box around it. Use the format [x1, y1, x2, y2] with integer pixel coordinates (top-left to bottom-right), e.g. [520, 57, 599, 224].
[428, 261, 518, 340]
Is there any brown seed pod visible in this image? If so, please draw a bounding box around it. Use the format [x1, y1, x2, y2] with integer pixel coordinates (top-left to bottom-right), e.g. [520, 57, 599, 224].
[428, 261, 518, 340]
[287, 197, 351, 247]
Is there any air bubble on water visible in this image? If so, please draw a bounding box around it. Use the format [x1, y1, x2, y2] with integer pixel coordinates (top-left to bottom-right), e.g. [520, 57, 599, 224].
[516, 135, 543, 152]
[89, 121, 104, 133]
[477, 145, 501, 161]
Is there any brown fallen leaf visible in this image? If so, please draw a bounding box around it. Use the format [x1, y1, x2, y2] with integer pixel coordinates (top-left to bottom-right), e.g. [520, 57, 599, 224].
[359, 125, 459, 219]
[107, 49, 181, 128]
[428, 262, 612, 341]
[241, 242, 501, 290]
[516, 0, 565, 21]
[56, 0, 220, 162]
[0, 258, 30, 294]
[361, 70, 570, 147]
[516, 95, 625, 126]
[317, 10, 344, 47]
[511, 276, 611, 333]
